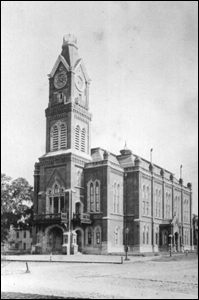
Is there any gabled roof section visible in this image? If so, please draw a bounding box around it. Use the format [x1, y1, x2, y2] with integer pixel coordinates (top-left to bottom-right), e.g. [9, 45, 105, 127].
[48, 55, 70, 78]
[74, 58, 91, 83]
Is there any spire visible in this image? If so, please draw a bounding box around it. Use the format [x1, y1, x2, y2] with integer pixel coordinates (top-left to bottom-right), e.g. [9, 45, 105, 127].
[61, 34, 79, 67]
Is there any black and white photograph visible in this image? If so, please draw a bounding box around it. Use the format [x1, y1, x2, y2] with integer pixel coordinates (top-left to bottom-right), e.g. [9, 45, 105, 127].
[1, 1, 198, 299]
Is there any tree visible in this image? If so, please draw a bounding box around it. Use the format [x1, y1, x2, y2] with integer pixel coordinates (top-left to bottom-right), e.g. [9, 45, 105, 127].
[1, 174, 34, 243]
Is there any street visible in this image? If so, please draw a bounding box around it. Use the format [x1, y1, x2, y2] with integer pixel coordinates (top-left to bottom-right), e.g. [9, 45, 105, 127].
[1, 254, 198, 299]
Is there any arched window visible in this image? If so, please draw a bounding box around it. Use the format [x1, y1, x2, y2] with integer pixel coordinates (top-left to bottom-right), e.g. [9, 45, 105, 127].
[184, 199, 186, 222]
[95, 181, 100, 212]
[46, 182, 65, 215]
[60, 123, 67, 149]
[96, 227, 101, 245]
[113, 183, 116, 213]
[81, 128, 86, 152]
[90, 183, 94, 212]
[52, 125, 59, 151]
[88, 228, 92, 245]
[155, 189, 158, 217]
[174, 196, 177, 215]
[117, 184, 120, 213]
[142, 185, 146, 215]
[75, 125, 80, 150]
[158, 190, 161, 218]
[51, 122, 67, 151]
[146, 186, 149, 215]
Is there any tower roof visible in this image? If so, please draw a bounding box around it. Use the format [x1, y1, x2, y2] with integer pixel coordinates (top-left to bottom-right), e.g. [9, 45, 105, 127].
[61, 34, 79, 67]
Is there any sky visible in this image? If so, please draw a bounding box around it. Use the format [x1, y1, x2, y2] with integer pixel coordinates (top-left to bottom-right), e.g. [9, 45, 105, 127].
[1, 1, 198, 213]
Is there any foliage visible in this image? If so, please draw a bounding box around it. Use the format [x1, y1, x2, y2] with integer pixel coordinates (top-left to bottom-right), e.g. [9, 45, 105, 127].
[1, 173, 34, 243]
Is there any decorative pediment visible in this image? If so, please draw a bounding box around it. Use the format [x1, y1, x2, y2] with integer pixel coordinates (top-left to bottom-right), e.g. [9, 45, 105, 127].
[46, 168, 66, 189]
[48, 55, 70, 78]
[74, 58, 91, 83]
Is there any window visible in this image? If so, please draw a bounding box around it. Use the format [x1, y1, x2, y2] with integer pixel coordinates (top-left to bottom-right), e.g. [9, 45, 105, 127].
[61, 196, 65, 213]
[75, 125, 86, 153]
[174, 196, 177, 215]
[81, 128, 86, 152]
[75, 125, 80, 150]
[87, 181, 101, 213]
[60, 123, 67, 149]
[158, 190, 161, 218]
[96, 228, 100, 245]
[46, 183, 65, 214]
[52, 125, 59, 151]
[142, 185, 145, 215]
[117, 184, 120, 213]
[113, 183, 116, 213]
[17, 232, 19, 239]
[95, 182, 100, 212]
[88, 228, 92, 245]
[90, 183, 94, 212]
[24, 231, 26, 239]
[51, 122, 67, 151]
[155, 189, 158, 217]
[166, 193, 171, 219]
[177, 196, 181, 221]
[146, 186, 149, 215]
[23, 243, 26, 250]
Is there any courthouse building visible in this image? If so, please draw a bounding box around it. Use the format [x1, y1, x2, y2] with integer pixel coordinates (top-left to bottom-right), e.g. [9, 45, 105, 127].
[33, 35, 193, 254]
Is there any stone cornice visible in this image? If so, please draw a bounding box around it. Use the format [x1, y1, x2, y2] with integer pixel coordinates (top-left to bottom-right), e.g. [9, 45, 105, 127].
[39, 152, 90, 167]
[45, 103, 92, 122]
[72, 104, 92, 121]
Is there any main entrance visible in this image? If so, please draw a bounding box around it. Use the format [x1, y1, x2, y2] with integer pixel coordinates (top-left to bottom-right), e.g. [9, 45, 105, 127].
[48, 227, 63, 253]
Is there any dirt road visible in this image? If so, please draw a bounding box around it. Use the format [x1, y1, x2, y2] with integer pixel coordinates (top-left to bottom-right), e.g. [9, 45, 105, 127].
[1, 254, 198, 299]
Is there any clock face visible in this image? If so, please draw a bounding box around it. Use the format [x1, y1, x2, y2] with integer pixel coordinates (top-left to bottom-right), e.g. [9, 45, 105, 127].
[75, 74, 85, 92]
[54, 72, 67, 89]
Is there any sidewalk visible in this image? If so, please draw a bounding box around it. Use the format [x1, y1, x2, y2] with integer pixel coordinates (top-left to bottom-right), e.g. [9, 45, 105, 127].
[4, 254, 154, 264]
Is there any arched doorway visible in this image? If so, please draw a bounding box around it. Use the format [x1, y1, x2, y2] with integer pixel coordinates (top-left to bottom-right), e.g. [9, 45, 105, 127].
[48, 227, 63, 253]
[75, 228, 84, 253]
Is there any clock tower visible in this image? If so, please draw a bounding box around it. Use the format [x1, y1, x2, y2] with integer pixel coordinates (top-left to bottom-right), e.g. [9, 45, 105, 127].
[33, 35, 92, 254]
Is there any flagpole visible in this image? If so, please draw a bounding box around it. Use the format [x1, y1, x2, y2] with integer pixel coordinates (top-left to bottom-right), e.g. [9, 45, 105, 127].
[180, 165, 182, 179]
[150, 148, 153, 164]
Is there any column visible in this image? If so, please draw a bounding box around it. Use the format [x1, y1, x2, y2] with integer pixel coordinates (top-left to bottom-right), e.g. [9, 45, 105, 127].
[149, 163, 154, 252]
[180, 180, 184, 252]
[58, 197, 61, 214]
[188, 183, 193, 250]
[52, 198, 54, 214]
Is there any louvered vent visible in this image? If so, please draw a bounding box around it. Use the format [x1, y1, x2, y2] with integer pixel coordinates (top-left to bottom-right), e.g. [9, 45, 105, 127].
[75, 125, 80, 150]
[81, 128, 86, 152]
[53, 125, 59, 151]
[60, 124, 67, 149]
